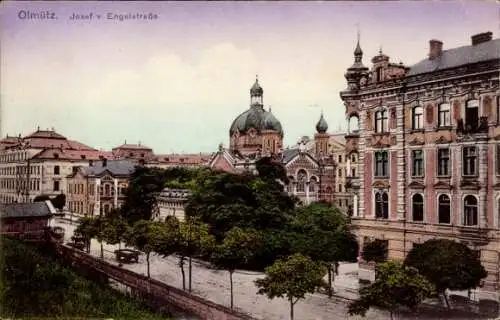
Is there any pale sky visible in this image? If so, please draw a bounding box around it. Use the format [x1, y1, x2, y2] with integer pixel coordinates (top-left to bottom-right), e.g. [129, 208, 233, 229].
[1, 1, 498, 153]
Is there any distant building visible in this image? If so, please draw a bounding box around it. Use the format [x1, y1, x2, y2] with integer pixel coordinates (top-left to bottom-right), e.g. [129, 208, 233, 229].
[147, 153, 212, 169]
[0, 128, 112, 204]
[209, 78, 338, 205]
[0, 200, 61, 242]
[340, 31, 500, 291]
[66, 159, 136, 216]
[156, 187, 191, 221]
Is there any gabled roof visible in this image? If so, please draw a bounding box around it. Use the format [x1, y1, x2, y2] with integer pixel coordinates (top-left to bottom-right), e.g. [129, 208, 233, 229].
[329, 133, 346, 146]
[81, 159, 137, 177]
[0, 201, 58, 219]
[407, 38, 500, 76]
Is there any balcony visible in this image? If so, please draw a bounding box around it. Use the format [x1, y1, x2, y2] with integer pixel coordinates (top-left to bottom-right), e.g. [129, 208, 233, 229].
[345, 176, 360, 190]
[456, 117, 489, 135]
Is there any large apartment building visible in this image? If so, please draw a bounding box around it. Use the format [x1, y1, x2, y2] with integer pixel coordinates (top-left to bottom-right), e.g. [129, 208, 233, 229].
[0, 129, 111, 204]
[340, 31, 500, 291]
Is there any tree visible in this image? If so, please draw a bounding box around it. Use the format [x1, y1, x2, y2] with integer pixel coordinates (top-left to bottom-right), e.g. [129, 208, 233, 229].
[289, 202, 358, 297]
[255, 156, 289, 184]
[348, 261, 435, 320]
[74, 217, 98, 253]
[404, 239, 487, 308]
[101, 212, 131, 250]
[51, 194, 66, 211]
[120, 166, 168, 224]
[33, 195, 51, 202]
[255, 253, 327, 320]
[176, 217, 215, 291]
[125, 220, 168, 278]
[362, 239, 388, 263]
[211, 227, 260, 309]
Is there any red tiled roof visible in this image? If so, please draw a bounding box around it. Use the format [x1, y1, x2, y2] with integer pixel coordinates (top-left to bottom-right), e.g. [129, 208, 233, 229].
[25, 130, 67, 140]
[0, 136, 21, 150]
[154, 153, 212, 165]
[32, 148, 113, 161]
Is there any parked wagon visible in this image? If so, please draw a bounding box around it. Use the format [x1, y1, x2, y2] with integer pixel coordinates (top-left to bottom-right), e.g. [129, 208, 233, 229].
[114, 249, 140, 263]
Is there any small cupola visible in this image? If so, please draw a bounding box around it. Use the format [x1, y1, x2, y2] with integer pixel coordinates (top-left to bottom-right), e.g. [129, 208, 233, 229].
[315, 113, 329, 133]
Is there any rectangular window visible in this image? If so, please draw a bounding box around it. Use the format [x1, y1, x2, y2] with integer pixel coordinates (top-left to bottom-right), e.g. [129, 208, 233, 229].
[438, 103, 451, 127]
[462, 146, 477, 177]
[437, 148, 451, 177]
[54, 165, 60, 175]
[375, 110, 388, 133]
[496, 145, 500, 176]
[374, 151, 389, 178]
[53, 180, 60, 192]
[412, 106, 424, 130]
[338, 155, 342, 163]
[411, 150, 424, 177]
[465, 100, 479, 131]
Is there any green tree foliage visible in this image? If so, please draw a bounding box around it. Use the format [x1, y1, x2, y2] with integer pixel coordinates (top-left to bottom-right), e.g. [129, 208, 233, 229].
[255, 253, 327, 320]
[0, 238, 164, 319]
[101, 210, 131, 250]
[211, 227, 261, 309]
[125, 220, 170, 278]
[33, 194, 51, 202]
[176, 217, 215, 291]
[255, 156, 289, 184]
[289, 202, 358, 296]
[120, 166, 169, 224]
[404, 239, 487, 308]
[185, 169, 296, 270]
[52, 193, 66, 210]
[348, 261, 435, 320]
[362, 239, 388, 263]
[74, 217, 99, 253]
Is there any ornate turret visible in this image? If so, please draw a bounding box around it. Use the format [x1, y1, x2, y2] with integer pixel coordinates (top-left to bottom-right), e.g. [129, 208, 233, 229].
[315, 112, 329, 133]
[314, 113, 329, 158]
[344, 29, 369, 91]
[250, 76, 263, 107]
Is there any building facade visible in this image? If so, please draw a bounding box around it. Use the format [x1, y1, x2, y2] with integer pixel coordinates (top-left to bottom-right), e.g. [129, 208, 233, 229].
[67, 159, 135, 216]
[0, 129, 112, 204]
[340, 31, 500, 290]
[155, 187, 191, 221]
[210, 78, 337, 205]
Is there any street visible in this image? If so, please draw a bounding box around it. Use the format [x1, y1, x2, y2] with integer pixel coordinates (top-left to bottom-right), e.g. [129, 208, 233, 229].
[54, 218, 488, 320]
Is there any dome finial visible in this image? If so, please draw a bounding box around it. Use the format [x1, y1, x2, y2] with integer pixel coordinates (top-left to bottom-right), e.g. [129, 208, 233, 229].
[316, 112, 328, 134]
[379, 45, 383, 54]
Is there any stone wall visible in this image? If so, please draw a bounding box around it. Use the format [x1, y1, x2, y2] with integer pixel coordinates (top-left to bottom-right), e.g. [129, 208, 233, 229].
[58, 244, 256, 320]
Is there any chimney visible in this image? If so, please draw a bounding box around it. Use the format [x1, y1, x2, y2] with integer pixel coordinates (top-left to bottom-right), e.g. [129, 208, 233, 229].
[471, 32, 492, 45]
[103, 158, 107, 167]
[429, 39, 443, 59]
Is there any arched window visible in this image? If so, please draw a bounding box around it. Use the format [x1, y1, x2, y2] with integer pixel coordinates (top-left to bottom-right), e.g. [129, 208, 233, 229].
[375, 110, 388, 133]
[296, 170, 307, 193]
[438, 194, 451, 224]
[463, 195, 478, 226]
[412, 194, 424, 221]
[412, 106, 424, 130]
[375, 191, 389, 219]
[309, 176, 318, 192]
[348, 115, 360, 133]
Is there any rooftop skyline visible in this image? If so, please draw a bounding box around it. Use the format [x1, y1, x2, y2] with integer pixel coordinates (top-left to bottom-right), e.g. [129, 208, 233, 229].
[1, 1, 498, 153]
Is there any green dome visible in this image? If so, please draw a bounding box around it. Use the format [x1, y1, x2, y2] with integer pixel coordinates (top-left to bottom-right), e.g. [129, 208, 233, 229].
[316, 113, 329, 133]
[229, 107, 283, 138]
